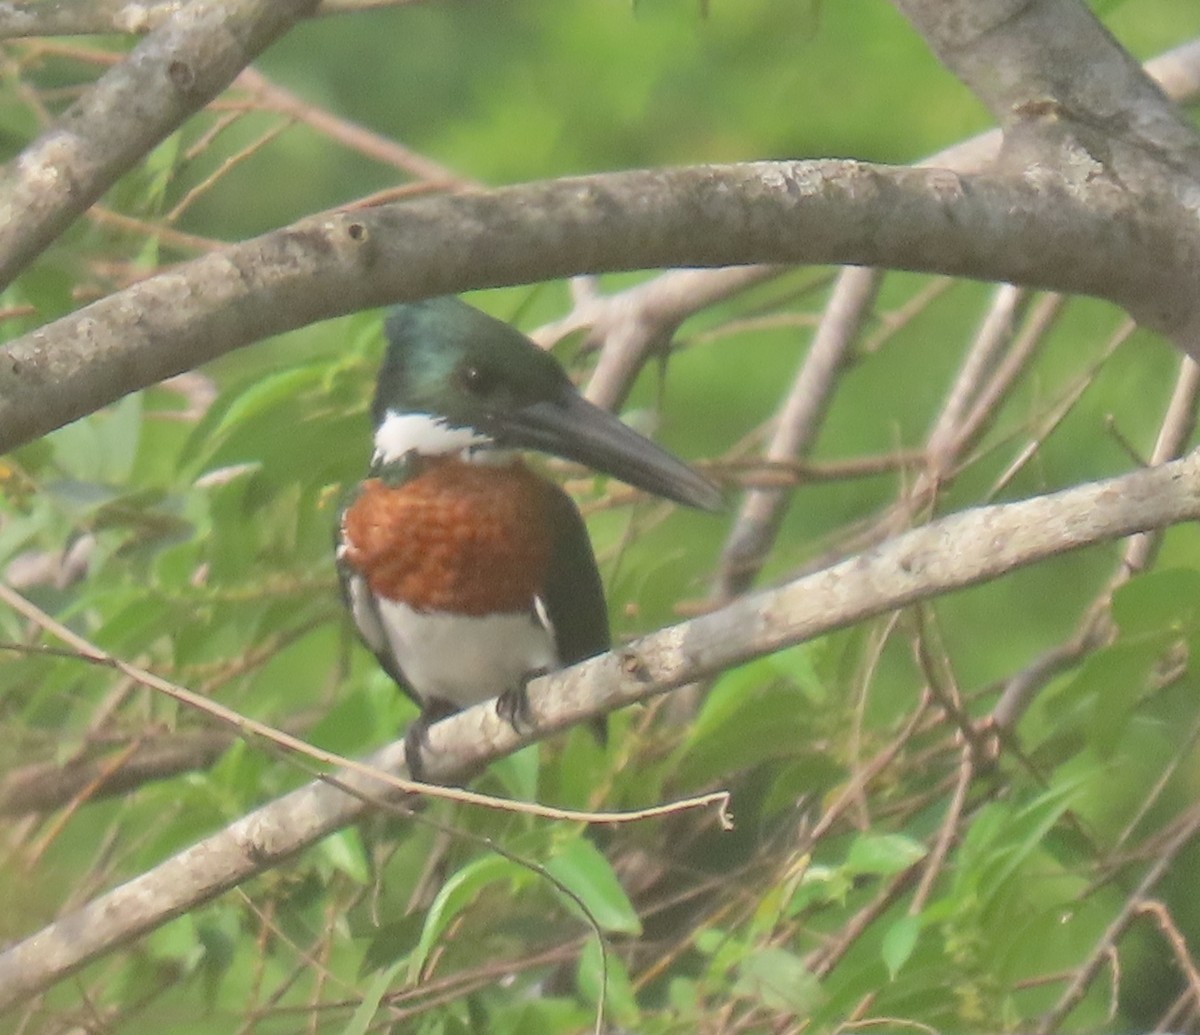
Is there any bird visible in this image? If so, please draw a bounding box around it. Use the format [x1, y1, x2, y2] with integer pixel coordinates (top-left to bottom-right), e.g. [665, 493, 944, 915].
[335, 297, 721, 779]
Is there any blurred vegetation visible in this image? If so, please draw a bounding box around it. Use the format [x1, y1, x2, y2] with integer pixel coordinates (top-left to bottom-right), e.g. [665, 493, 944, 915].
[3, 1, 1200, 1032]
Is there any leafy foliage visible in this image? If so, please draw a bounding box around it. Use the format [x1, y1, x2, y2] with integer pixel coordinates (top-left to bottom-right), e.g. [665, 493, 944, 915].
[3, 2, 1200, 1034]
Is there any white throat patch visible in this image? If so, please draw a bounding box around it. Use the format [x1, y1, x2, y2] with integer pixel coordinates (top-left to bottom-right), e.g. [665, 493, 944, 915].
[373, 411, 495, 464]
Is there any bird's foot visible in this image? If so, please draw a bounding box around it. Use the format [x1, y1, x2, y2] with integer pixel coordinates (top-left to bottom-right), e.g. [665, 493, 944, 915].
[403, 699, 457, 783]
[403, 721, 433, 783]
[496, 667, 548, 735]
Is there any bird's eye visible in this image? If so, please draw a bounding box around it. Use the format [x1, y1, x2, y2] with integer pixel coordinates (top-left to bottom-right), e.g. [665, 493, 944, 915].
[457, 363, 496, 396]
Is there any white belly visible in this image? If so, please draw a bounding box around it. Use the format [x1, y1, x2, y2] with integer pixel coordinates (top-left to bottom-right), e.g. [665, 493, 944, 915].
[375, 597, 559, 710]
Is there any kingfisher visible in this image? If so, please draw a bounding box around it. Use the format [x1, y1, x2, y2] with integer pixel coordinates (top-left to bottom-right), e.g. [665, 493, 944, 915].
[335, 297, 721, 778]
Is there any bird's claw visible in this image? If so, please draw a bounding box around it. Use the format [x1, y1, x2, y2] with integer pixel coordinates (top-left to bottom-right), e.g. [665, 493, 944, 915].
[497, 667, 548, 734]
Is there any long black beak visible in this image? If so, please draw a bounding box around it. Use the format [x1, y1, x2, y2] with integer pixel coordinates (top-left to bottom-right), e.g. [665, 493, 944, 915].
[497, 391, 723, 511]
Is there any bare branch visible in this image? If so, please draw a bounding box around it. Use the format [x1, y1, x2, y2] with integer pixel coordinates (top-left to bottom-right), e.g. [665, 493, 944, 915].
[895, 0, 1200, 174]
[1121, 355, 1200, 575]
[989, 346, 1200, 733]
[4, 160, 1199, 456]
[0, 0, 422, 39]
[1037, 805, 1200, 1033]
[235, 67, 472, 187]
[0, 0, 318, 289]
[0, 730, 233, 816]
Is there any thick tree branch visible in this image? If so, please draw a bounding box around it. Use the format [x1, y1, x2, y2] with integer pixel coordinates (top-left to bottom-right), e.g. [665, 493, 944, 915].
[895, 0, 1200, 177]
[4, 447, 1200, 1011]
[3, 159, 1199, 457]
[0, 0, 318, 289]
[0, 0, 418, 39]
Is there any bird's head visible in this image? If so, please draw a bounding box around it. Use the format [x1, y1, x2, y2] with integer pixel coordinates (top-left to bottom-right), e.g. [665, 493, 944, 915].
[371, 297, 722, 511]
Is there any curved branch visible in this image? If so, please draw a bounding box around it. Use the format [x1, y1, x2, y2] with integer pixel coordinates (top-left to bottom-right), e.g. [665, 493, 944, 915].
[3, 446, 1200, 1010]
[0, 0, 317, 288]
[3, 159, 1197, 456]
[0, 731, 233, 815]
[896, 0, 1200, 172]
[0, 0, 420, 39]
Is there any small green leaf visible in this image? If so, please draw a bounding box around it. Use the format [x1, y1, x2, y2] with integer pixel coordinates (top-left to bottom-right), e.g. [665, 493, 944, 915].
[489, 743, 541, 802]
[881, 914, 921, 979]
[545, 837, 641, 935]
[341, 959, 405, 1035]
[845, 833, 927, 877]
[319, 828, 371, 885]
[409, 855, 524, 982]
[734, 947, 822, 1014]
[211, 366, 328, 440]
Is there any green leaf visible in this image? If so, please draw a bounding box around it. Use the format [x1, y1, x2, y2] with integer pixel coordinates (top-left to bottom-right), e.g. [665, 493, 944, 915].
[687, 652, 770, 743]
[211, 365, 329, 440]
[733, 947, 822, 1014]
[341, 959, 406, 1035]
[678, 675, 814, 786]
[409, 855, 524, 982]
[953, 774, 1089, 911]
[1111, 568, 1200, 637]
[1085, 641, 1157, 758]
[766, 643, 828, 704]
[845, 833, 927, 877]
[489, 743, 541, 802]
[47, 394, 143, 484]
[545, 837, 641, 935]
[319, 828, 371, 885]
[142, 133, 182, 210]
[307, 685, 384, 756]
[17, 262, 74, 320]
[491, 998, 592, 1035]
[361, 916, 424, 975]
[881, 914, 921, 979]
[577, 934, 639, 1025]
[760, 753, 846, 819]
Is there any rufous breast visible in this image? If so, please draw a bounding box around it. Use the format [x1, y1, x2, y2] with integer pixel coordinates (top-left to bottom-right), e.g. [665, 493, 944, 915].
[340, 457, 556, 616]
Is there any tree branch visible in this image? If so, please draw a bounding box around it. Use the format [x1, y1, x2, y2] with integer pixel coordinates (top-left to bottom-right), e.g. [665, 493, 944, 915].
[0, 731, 233, 816]
[895, 0, 1200, 174]
[0, 0, 421, 39]
[4, 446, 1200, 1011]
[4, 159, 1198, 456]
[0, 0, 318, 288]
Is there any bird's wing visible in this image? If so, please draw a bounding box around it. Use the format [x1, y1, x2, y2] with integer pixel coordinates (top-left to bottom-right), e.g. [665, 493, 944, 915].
[540, 484, 611, 742]
[333, 512, 420, 708]
[540, 483, 610, 666]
